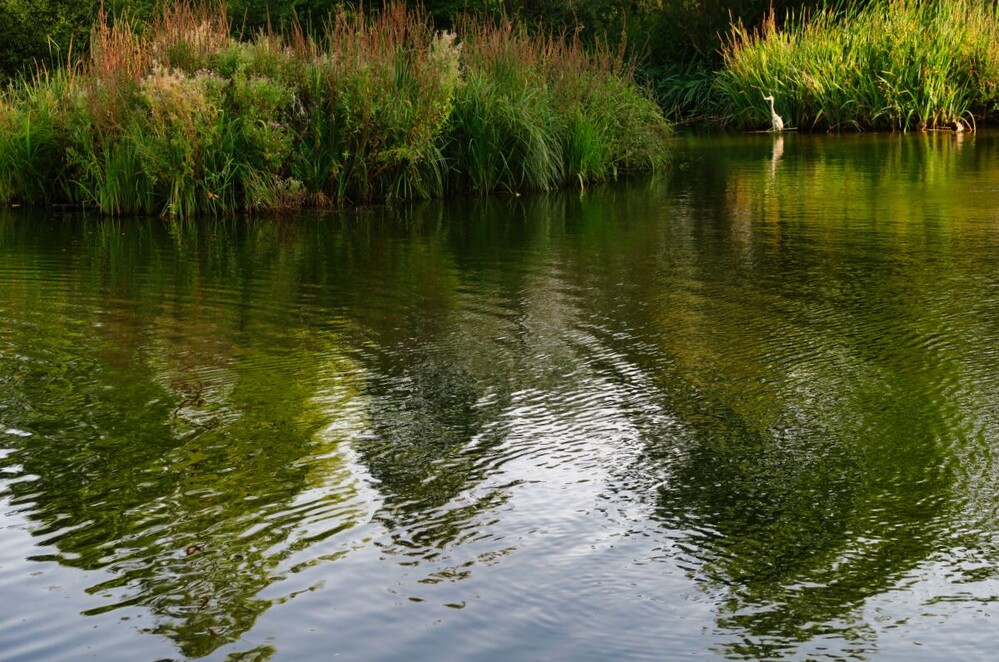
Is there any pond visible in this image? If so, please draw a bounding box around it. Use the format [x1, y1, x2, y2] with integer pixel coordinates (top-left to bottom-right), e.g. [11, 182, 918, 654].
[3, 131, 999, 660]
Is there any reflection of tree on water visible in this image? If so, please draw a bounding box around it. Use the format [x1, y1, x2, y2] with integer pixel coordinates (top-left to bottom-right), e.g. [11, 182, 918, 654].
[359, 349, 510, 551]
[650, 383, 952, 657]
[349, 196, 604, 573]
[347, 200, 534, 560]
[630, 142, 984, 657]
[2, 203, 581, 652]
[0, 217, 370, 658]
[6, 152, 999, 660]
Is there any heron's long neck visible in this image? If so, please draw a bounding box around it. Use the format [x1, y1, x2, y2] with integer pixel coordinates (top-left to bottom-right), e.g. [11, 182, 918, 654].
[768, 98, 775, 112]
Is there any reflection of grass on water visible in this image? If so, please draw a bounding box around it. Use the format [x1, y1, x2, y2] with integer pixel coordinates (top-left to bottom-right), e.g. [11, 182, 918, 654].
[0, 1, 669, 218]
[715, 132, 999, 236]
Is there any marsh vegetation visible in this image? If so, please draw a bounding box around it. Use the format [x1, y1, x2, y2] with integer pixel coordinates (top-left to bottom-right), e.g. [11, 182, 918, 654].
[0, 2, 669, 217]
[713, 0, 999, 131]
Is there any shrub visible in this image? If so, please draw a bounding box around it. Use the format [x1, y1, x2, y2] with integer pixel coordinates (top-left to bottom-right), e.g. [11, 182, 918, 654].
[715, 0, 999, 131]
[0, 0, 670, 217]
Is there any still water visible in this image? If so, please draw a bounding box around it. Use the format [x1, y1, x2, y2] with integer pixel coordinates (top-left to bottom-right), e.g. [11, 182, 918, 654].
[3, 132, 999, 660]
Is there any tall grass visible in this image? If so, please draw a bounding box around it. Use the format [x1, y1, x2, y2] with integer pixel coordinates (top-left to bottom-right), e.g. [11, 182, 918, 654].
[0, 78, 65, 205]
[0, 1, 669, 217]
[650, 60, 720, 125]
[451, 21, 669, 192]
[714, 0, 999, 131]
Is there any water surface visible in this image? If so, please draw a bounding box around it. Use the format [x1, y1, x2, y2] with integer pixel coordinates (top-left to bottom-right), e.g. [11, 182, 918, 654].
[4, 132, 999, 659]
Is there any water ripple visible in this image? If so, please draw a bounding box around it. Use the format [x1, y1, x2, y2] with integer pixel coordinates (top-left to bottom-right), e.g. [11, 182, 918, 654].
[8, 146, 999, 658]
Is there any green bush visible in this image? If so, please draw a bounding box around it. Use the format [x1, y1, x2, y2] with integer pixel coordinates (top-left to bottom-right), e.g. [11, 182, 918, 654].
[0, 1, 670, 217]
[714, 0, 999, 131]
[0, 73, 70, 205]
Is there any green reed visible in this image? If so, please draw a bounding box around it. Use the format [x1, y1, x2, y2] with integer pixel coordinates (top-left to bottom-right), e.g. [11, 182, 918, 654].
[448, 32, 561, 193]
[714, 0, 999, 131]
[0, 70, 69, 206]
[450, 20, 669, 193]
[0, 1, 669, 217]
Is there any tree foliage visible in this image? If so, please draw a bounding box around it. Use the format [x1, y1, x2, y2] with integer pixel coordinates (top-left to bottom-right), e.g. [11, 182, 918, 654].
[0, 0, 94, 76]
[0, 0, 832, 81]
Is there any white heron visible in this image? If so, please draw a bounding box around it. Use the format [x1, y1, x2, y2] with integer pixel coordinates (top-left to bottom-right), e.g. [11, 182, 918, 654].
[763, 94, 784, 132]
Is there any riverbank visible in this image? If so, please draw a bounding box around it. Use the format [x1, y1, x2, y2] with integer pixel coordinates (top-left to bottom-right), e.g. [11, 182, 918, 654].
[0, 2, 669, 217]
[697, 0, 999, 132]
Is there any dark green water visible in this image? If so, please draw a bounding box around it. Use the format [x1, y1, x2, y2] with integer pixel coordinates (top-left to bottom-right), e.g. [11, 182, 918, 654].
[3, 131, 999, 660]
